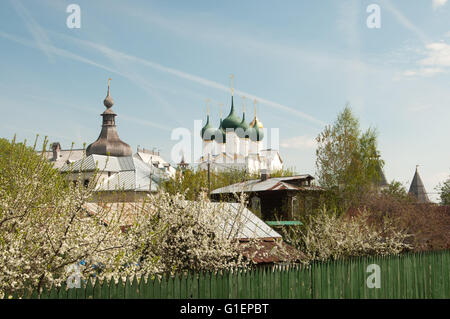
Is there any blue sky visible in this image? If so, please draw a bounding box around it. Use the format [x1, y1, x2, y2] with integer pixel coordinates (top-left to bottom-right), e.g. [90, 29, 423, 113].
[0, 0, 449, 201]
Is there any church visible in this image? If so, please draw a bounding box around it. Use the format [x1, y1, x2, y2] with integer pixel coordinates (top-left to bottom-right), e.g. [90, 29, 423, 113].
[51, 79, 174, 201]
[198, 80, 283, 174]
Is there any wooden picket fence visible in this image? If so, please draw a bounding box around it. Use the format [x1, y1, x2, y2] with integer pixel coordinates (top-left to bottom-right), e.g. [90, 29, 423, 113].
[12, 250, 450, 299]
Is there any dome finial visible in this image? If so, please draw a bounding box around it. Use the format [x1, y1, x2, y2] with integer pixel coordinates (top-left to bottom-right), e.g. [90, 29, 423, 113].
[206, 98, 210, 115]
[242, 95, 246, 114]
[230, 74, 234, 96]
[254, 98, 257, 117]
[104, 77, 114, 108]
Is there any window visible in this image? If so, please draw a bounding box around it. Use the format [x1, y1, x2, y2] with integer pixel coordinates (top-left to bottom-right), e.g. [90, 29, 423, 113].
[251, 196, 261, 213]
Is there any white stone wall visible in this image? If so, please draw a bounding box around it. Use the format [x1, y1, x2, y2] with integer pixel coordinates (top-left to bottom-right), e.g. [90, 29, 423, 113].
[239, 138, 249, 157]
[225, 131, 240, 157]
[202, 140, 214, 159]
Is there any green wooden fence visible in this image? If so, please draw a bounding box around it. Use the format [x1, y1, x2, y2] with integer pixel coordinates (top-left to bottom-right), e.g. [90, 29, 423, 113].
[11, 250, 450, 299]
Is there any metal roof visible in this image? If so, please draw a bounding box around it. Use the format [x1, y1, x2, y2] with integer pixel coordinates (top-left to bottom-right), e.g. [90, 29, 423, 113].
[61, 154, 121, 172]
[95, 157, 163, 192]
[203, 202, 282, 239]
[84, 200, 281, 240]
[61, 155, 164, 192]
[39, 149, 85, 169]
[211, 175, 319, 194]
[85, 82, 132, 157]
[408, 168, 431, 203]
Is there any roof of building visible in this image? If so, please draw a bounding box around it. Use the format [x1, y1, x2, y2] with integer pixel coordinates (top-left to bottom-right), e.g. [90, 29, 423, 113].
[408, 167, 431, 203]
[84, 200, 281, 240]
[201, 114, 217, 141]
[372, 162, 388, 187]
[236, 110, 250, 138]
[61, 154, 163, 192]
[249, 112, 264, 141]
[86, 80, 132, 157]
[221, 96, 242, 130]
[95, 157, 161, 192]
[206, 202, 281, 239]
[39, 149, 85, 169]
[238, 238, 303, 264]
[211, 175, 321, 194]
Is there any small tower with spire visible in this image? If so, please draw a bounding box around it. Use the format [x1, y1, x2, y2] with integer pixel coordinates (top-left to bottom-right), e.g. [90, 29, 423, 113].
[408, 165, 431, 203]
[177, 151, 189, 172]
[86, 78, 132, 157]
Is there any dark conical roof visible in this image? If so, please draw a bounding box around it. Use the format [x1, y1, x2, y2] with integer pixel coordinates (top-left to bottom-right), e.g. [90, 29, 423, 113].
[408, 167, 430, 203]
[86, 79, 132, 157]
[373, 162, 388, 187]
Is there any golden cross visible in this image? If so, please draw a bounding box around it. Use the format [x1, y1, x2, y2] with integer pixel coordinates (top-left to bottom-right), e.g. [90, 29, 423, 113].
[230, 74, 234, 96]
[242, 95, 246, 113]
[254, 99, 257, 116]
[107, 78, 112, 95]
[206, 98, 210, 115]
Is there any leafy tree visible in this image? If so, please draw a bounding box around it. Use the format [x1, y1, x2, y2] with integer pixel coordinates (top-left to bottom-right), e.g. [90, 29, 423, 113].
[436, 174, 450, 205]
[0, 137, 256, 297]
[381, 180, 412, 201]
[0, 137, 154, 297]
[315, 105, 384, 210]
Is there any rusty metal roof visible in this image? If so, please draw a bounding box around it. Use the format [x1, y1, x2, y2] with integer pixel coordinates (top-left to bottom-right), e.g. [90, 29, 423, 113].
[238, 238, 304, 264]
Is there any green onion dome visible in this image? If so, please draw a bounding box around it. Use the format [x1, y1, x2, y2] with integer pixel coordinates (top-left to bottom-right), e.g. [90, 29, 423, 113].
[216, 118, 226, 143]
[200, 115, 217, 141]
[221, 96, 242, 131]
[249, 116, 264, 141]
[237, 111, 250, 138]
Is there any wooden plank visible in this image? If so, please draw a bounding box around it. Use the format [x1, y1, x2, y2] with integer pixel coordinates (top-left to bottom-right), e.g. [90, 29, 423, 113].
[93, 278, 102, 299]
[85, 278, 94, 299]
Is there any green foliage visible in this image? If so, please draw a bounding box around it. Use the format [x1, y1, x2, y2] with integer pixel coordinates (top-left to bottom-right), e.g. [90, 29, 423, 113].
[0, 136, 254, 297]
[436, 174, 450, 205]
[162, 167, 296, 200]
[382, 180, 412, 201]
[315, 105, 384, 211]
[0, 136, 68, 214]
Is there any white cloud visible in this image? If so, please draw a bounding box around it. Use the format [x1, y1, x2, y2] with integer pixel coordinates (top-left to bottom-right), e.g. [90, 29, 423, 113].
[420, 42, 450, 67]
[401, 42, 450, 78]
[432, 0, 448, 10]
[280, 136, 317, 150]
[403, 67, 444, 77]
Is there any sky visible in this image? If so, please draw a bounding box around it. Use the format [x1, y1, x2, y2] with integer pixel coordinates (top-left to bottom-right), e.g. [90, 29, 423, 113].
[0, 0, 449, 201]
